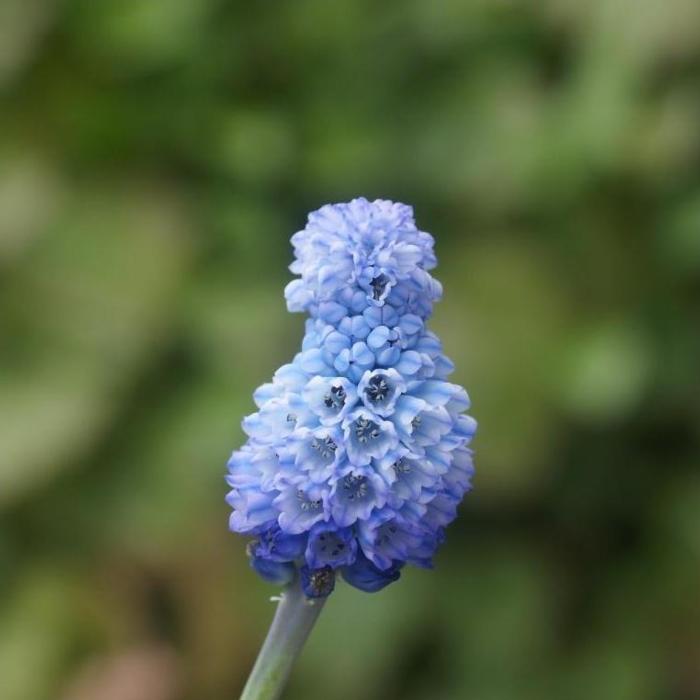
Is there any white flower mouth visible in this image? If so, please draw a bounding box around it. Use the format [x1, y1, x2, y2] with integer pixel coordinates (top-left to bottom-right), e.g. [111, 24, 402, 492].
[303, 376, 358, 425]
[354, 417, 381, 444]
[341, 474, 369, 500]
[310, 436, 337, 460]
[297, 489, 323, 512]
[358, 368, 406, 417]
[323, 385, 346, 410]
[365, 375, 389, 402]
[370, 273, 391, 301]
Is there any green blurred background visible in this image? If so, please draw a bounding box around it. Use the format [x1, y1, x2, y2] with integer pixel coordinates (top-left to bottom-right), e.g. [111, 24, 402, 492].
[1, 1, 699, 699]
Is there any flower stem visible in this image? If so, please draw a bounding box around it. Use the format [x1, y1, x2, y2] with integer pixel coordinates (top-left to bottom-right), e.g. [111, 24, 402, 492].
[239, 578, 326, 700]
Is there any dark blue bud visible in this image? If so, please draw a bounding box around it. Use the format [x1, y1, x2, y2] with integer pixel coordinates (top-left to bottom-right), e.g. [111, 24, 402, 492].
[300, 565, 336, 599]
[341, 552, 402, 593]
[254, 525, 307, 563]
[249, 553, 296, 586]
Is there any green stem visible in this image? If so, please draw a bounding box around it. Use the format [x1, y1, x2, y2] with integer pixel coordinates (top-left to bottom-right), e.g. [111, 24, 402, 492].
[240, 578, 326, 700]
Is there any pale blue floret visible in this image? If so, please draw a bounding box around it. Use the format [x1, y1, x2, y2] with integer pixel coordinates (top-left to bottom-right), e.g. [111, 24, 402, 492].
[291, 426, 343, 483]
[274, 484, 330, 535]
[301, 376, 358, 425]
[226, 198, 476, 596]
[357, 368, 406, 416]
[330, 469, 388, 527]
[344, 408, 399, 466]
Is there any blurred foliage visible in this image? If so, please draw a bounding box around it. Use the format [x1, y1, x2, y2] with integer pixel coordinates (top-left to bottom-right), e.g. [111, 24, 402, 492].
[1, 0, 699, 699]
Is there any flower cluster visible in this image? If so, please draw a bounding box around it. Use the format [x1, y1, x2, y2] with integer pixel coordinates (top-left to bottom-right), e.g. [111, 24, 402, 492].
[226, 198, 476, 597]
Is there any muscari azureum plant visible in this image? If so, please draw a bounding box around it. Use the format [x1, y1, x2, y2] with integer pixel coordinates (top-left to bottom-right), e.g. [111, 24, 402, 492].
[226, 198, 476, 700]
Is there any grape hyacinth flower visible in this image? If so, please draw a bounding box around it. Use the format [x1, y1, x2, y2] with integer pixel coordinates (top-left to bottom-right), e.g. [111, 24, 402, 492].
[228, 198, 476, 700]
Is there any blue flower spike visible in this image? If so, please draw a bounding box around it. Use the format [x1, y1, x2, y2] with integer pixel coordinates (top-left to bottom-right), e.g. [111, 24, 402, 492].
[231, 199, 476, 700]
